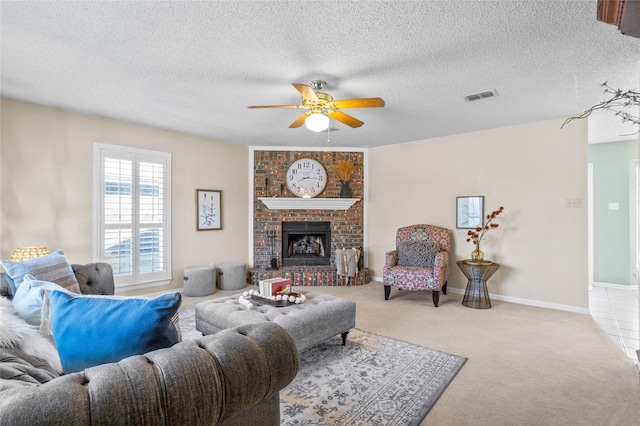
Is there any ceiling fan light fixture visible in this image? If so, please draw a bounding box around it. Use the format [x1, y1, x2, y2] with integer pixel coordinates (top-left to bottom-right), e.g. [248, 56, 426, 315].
[305, 113, 329, 132]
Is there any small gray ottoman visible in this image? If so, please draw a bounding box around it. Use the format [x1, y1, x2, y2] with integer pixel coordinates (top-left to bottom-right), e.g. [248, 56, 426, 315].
[182, 266, 215, 296]
[195, 292, 356, 352]
[217, 262, 246, 290]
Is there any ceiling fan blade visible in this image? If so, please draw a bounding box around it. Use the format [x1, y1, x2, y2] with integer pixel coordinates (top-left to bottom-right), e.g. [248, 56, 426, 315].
[292, 83, 319, 102]
[289, 112, 310, 128]
[327, 110, 364, 128]
[247, 104, 300, 109]
[332, 98, 385, 109]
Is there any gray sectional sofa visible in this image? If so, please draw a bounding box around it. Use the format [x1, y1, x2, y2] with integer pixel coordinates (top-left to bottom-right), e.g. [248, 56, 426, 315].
[0, 263, 299, 425]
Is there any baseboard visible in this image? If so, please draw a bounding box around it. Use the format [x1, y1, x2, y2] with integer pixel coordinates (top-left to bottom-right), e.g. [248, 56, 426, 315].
[445, 287, 590, 314]
[592, 282, 638, 291]
[371, 275, 590, 315]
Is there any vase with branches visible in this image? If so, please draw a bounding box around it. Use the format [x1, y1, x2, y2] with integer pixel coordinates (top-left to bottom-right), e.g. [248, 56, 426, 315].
[466, 206, 505, 262]
[336, 160, 355, 198]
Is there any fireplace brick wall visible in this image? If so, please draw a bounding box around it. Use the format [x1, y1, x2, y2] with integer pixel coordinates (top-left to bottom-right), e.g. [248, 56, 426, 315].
[253, 150, 364, 278]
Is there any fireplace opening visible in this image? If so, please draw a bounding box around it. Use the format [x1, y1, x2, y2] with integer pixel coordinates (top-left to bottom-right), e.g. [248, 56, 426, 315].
[282, 221, 331, 266]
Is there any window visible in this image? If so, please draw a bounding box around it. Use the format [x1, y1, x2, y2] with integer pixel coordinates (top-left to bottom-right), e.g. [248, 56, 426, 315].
[94, 143, 171, 289]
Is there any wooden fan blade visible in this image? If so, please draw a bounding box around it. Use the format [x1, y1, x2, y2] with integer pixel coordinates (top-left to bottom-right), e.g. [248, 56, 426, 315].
[332, 97, 385, 109]
[327, 110, 364, 128]
[247, 105, 300, 109]
[292, 83, 319, 102]
[289, 112, 310, 128]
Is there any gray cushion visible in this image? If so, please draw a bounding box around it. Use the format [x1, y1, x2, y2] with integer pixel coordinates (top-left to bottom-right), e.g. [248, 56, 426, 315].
[397, 241, 440, 267]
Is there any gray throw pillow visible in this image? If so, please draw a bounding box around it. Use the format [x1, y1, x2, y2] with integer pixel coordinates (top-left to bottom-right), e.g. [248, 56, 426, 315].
[397, 241, 440, 268]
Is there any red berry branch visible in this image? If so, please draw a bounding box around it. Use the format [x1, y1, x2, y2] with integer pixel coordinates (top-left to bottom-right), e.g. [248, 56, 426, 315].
[466, 206, 504, 246]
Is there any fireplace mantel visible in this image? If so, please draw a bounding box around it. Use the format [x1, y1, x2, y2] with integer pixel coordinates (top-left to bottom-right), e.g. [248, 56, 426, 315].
[258, 197, 360, 210]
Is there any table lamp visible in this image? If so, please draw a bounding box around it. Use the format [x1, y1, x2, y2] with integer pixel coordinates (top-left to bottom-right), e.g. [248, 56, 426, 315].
[10, 246, 50, 261]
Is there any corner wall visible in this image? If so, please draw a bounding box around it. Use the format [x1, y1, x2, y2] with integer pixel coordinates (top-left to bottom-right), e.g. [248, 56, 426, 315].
[368, 118, 589, 310]
[0, 99, 249, 292]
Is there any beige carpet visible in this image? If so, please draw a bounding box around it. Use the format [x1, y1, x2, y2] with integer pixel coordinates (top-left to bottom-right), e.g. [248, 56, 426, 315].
[181, 282, 640, 426]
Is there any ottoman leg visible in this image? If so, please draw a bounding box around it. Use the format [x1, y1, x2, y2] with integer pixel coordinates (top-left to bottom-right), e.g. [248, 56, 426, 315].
[341, 331, 349, 346]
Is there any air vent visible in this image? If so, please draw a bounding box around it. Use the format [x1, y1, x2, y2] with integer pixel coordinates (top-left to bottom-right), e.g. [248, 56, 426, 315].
[463, 90, 498, 102]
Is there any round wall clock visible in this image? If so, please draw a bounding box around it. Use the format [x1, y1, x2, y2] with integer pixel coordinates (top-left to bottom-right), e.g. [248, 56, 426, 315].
[286, 158, 327, 198]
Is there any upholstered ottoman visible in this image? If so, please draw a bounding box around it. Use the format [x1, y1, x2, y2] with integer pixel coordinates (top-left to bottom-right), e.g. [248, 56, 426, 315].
[182, 266, 216, 296]
[195, 292, 356, 352]
[217, 262, 247, 290]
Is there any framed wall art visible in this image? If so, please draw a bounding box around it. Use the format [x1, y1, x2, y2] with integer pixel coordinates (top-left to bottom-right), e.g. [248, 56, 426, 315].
[456, 196, 484, 229]
[197, 189, 222, 230]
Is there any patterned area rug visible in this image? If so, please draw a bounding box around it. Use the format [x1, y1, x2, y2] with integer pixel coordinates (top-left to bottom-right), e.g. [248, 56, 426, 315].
[178, 308, 466, 425]
[280, 329, 466, 426]
[178, 307, 202, 341]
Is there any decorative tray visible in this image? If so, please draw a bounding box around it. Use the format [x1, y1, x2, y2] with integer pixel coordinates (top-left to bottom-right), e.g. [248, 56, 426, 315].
[243, 289, 306, 307]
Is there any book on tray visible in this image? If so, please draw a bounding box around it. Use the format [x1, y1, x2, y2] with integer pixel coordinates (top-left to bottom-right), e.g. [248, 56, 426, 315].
[259, 277, 291, 297]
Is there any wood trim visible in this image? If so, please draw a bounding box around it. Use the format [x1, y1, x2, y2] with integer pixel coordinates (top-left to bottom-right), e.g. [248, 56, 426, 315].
[598, 0, 640, 39]
[598, 0, 624, 24]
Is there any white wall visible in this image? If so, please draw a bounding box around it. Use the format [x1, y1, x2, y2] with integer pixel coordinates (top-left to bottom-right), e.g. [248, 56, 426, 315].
[368, 118, 589, 310]
[1, 100, 590, 309]
[0, 99, 249, 292]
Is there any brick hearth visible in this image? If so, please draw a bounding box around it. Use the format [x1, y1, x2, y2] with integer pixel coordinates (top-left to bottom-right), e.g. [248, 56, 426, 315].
[248, 266, 370, 287]
[252, 150, 368, 286]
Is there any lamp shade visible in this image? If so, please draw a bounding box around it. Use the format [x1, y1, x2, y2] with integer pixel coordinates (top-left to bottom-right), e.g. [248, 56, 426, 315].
[10, 246, 50, 261]
[305, 113, 329, 132]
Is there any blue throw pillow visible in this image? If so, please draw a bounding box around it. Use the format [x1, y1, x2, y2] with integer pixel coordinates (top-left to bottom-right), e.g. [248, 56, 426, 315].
[48, 290, 181, 373]
[3, 274, 16, 295]
[0, 250, 80, 294]
[12, 274, 64, 325]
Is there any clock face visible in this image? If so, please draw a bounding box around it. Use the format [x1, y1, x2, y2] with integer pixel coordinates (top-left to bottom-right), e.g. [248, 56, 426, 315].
[286, 158, 327, 198]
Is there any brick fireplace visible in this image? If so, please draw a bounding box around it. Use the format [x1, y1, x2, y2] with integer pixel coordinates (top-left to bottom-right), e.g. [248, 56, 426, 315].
[252, 150, 367, 286]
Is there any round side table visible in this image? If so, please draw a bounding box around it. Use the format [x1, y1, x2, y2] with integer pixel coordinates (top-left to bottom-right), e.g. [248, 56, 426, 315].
[456, 260, 501, 309]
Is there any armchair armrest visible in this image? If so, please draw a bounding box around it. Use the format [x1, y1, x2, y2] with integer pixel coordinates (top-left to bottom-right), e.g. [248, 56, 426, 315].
[71, 263, 115, 296]
[385, 250, 398, 267]
[434, 251, 448, 268]
[433, 251, 450, 286]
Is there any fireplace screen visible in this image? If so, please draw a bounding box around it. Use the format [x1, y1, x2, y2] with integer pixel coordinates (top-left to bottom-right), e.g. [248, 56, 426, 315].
[289, 236, 325, 257]
[282, 221, 331, 266]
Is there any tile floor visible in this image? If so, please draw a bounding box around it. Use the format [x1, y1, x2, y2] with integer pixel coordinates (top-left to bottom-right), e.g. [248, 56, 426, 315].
[589, 285, 639, 364]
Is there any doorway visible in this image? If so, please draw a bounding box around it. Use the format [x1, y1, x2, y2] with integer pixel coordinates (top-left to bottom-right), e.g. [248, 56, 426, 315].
[588, 144, 640, 362]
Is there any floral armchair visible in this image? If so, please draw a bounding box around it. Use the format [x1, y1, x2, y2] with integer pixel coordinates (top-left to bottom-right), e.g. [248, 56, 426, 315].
[383, 224, 450, 307]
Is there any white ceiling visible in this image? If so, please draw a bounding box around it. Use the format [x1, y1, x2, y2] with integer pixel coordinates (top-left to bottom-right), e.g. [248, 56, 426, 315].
[1, 1, 639, 148]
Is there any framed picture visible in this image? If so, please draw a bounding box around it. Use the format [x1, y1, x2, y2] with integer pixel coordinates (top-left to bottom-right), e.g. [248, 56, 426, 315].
[197, 189, 222, 230]
[456, 196, 484, 229]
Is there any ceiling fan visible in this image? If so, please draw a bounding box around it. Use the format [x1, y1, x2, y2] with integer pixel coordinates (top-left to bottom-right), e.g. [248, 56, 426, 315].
[247, 80, 385, 132]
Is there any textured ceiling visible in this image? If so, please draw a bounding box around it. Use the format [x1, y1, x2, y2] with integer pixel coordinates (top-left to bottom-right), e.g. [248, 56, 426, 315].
[1, 1, 639, 147]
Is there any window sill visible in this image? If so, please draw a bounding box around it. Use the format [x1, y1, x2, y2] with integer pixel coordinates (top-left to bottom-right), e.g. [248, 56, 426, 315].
[114, 278, 172, 293]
